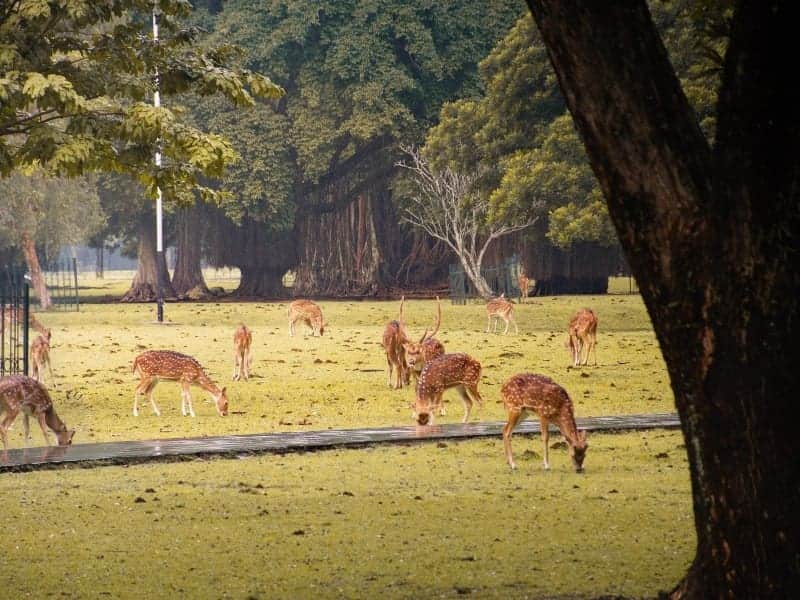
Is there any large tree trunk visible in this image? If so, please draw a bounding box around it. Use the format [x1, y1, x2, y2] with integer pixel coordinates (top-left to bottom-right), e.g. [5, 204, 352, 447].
[20, 232, 52, 310]
[171, 206, 209, 297]
[527, 1, 799, 596]
[122, 213, 175, 302]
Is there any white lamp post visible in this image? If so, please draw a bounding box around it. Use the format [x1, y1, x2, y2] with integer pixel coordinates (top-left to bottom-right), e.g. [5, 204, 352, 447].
[152, 6, 164, 322]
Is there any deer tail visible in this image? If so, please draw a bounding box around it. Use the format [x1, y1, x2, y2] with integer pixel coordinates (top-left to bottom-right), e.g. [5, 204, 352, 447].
[132, 355, 140, 375]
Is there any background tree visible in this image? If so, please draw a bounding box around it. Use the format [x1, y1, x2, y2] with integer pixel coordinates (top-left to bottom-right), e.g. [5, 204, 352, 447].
[524, 0, 797, 596]
[0, 171, 104, 307]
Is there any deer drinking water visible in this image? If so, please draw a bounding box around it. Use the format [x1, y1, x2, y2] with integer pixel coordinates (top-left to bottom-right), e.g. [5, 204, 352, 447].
[486, 294, 518, 335]
[382, 297, 410, 389]
[402, 296, 445, 383]
[568, 308, 598, 366]
[413, 353, 483, 426]
[30, 331, 56, 387]
[232, 324, 253, 381]
[288, 299, 326, 337]
[132, 350, 229, 417]
[0, 375, 74, 451]
[501, 373, 588, 471]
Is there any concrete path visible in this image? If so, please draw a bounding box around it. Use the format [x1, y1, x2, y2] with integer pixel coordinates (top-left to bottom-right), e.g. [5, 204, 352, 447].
[1, 412, 680, 471]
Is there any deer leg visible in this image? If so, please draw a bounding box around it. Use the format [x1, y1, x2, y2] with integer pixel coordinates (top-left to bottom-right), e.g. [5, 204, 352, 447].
[512, 315, 519, 335]
[456, 385, 472, 423]
[467, 383, 484, 410]
[35, 411, 52, 446]
[502, 409, 525, 470]
[233, 353, 240, 381]
[133, 378, 150, 417]
[540, 417, 551, 470]
[243, 350, 250, 380]
[146, 380, 161, 417]
[182, 382, 196, 418]
[23, 412, 33, 447]
[47, 358, 56, 388]
[486, 314, 492, 333]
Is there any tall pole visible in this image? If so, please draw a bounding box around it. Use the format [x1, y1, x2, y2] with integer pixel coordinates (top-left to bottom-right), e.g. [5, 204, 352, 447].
[153, 6, 164, 322]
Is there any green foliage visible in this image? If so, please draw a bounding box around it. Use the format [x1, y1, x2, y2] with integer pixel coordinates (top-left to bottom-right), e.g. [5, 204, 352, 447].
[0, 0, 284, 202]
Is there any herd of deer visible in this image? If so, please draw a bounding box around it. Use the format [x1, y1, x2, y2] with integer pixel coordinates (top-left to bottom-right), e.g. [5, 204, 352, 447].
[1, 293, 599, 472]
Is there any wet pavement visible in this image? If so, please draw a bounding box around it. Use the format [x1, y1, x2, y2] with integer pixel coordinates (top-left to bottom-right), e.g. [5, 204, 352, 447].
[1, 412, 680, 471]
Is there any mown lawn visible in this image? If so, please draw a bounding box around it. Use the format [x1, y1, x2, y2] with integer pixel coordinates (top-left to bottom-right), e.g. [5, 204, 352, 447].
[2, 282, 694, 598]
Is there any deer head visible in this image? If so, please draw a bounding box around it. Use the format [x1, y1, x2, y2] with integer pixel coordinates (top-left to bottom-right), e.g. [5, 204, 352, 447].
[401, 297, 441, 372]
[214, 387, 229, 416]
[569, 430, 589, 472]
[57, 429, 75, 446]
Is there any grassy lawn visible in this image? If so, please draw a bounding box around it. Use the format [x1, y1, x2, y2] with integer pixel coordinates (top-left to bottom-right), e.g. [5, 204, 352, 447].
[2, 279, 694, 598]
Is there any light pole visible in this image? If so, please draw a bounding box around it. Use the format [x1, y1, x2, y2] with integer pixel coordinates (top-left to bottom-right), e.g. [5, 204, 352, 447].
[152, 5, 164, 323]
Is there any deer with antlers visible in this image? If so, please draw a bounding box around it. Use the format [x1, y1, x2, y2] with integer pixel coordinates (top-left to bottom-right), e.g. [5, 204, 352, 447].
[501, 373, 588, 472]
[412, 353, 483, 426]
[402, 296, 445, 384]
[381, 297, 410, 389]
[0, 375, 74, 452]
[132, 350, 229, 417]
[568, 308, 598, 366]
[30, 331, 56, 388]
[288, 299, 326, 337]
[232, 324, 253, 381]
[517, 271, 530, 303]
[486, 293, 518, 335]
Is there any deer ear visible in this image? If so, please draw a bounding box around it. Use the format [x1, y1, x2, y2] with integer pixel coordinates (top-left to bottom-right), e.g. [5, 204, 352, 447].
[220, 387, 227, 395]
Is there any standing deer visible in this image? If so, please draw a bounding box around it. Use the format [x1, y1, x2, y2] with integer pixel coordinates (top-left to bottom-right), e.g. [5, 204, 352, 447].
[486, 294, 518, 335]
[0, 375, 74, 451]
[232, 324, 253, 381]
[413, 353, 483, 426]
[501, 373, 588, 472]
[288, 299, 326, 337]
[568, 308, 598, 366]
[382, 297, 410, 389]
[402, 297, 445, 383]
[30, 331, 56, 388]
[132, 350, 229, 417]
[517, 271, 530, 303]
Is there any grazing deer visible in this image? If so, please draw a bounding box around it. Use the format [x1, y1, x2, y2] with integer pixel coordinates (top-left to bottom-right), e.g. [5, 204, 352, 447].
[0, 375, 74, 451]
[517, 271, 530, 303]
[568, 308, 598, 366]
[288, 299, 326, 337]
[132, 350, 229, 417]
[501, 373, 588, 472]
[402, 297, 445, 383]
[486, 294, 518, 335]
[30, 331, 56, 388]
[413, 353, 483, 426]
[232, 324, 253, 381]
[382, 296, 410, 389]
[1, 307, 50, 338]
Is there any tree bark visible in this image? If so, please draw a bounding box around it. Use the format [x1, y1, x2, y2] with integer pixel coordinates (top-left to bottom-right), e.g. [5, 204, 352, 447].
[122, 213, 175, 302]
[171, 206, 209, 297]
[526, 1, 799, 596]
[20, 232, 52, 310]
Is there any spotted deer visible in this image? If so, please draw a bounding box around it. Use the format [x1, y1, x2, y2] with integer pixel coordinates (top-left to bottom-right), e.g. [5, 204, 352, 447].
[568, 308, 598, 366]
[0, 375, 74, 452]
[402, 296, 445, 383]
[232, 324, 253, 381]
[517, 271, 530, 303]
[288, 299, 326, 337]
[382, 297, 410, 389]
[132, 350, 229, 417]
[501, 373, 588, 472]
[30, 331, 56, 388]
[1, 307, 50, 338]
[413, 353, 483, 426]
[486, 294, 518, 335]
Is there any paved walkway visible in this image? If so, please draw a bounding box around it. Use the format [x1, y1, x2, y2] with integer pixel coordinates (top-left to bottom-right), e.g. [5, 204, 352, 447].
[0, 413, 680, 471]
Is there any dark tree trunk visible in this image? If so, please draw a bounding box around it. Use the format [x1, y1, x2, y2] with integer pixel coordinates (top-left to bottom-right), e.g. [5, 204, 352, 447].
[237, 265, 287, 297]
[171, 206, 209, 297]
[20, 232, 52, 310]
[526, 1, 799, 597]
[122, 213, 175, 302]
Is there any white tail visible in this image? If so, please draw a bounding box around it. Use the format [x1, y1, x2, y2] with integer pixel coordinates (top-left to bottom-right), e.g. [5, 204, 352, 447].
[232, 324, 253, 381]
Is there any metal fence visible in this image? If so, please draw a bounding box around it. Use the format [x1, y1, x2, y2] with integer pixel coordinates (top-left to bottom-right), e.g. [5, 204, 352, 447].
[44, 257, 80, 311]
[448, 255, 523, 305]
[1, 267, 30, 377]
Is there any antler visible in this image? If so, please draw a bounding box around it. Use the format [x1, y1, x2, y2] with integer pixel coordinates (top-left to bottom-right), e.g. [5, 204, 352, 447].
[420, 296, 441, 342]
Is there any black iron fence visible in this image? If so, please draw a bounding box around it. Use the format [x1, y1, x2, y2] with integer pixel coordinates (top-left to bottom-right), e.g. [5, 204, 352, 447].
[44, 257, 80, 311]
[1, 267, 30, 377]
[448, 255, 523, 304]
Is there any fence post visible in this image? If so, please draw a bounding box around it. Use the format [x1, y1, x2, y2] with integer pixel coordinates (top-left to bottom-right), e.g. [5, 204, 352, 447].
[72, 257, 80, 312]
[23, 280, 29, 376]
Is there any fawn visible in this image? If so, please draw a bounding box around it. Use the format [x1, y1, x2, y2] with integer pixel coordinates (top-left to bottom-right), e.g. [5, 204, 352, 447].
[232, 324, 253, 381]
[501, 373, 588, 472]
[132, 350, 229, 417]
[30, 331, 55, 388]
[0, 375, 74, 451]
[413, 353, 483, 426]
[288, 299, 326, 336]
[568, 308, 598, 366]
[518, 271, 530, 303]
[486, 294, 518, 335]
[382, 296, 410, 389]
[402, 296, 445, 383]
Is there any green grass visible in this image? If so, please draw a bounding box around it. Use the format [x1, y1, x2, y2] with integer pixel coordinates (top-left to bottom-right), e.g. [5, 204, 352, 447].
[2, 284, 694, 598]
